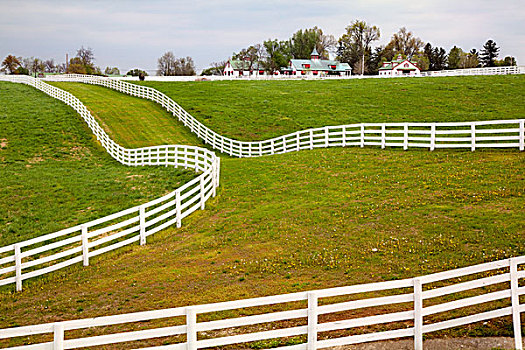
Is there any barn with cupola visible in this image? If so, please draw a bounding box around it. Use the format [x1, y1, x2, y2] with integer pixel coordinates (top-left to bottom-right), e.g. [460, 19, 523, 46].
[285, 48, 352, 77]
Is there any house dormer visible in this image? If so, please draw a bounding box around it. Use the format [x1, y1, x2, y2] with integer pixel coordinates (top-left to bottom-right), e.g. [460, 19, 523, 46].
[310, 47, 320, 61]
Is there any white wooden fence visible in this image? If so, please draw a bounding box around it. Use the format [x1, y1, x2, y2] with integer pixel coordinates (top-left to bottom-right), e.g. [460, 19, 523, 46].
[45, 74, 525, 156]
[0, 74, 524, 291]
[0, 74, 524, 348]
[0, 75, 220, 292]
[421, 65, 522, 77]
[0, 256, 523, 349]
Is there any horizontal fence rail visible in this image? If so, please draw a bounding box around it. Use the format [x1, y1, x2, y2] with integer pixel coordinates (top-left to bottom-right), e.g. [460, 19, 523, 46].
[421, 65, 523, 77]
[0, 75, 220, 292]
[0, 256, 523, 349]
[44, 74, 525, 157]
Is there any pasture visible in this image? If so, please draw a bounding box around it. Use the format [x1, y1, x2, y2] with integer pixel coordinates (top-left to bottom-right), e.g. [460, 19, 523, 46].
[0, 76, 524, 344]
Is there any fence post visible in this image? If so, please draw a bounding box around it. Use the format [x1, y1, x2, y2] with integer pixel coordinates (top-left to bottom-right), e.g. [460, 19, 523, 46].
[510, 258, 523, 350]
[259, 142, 263, 156]
[414, 278, 423, 350]
[381, 124, 386, 149]
[342, 126, 346, 147]
[139, 205, 146, 246]
[212, 162, 217, 198]
[176, 190, 182, 228]
[200, 175, 205, 210]
[186, 307, 197, 350]
[360, 124, 365, 148]
[520, 120, 525, 151]
[324, 127, 329, 147]
[283, 136, 287, 153]
[403, 123, 409, 150]
[471, 124, 476, 151]
[53, 323, 64, 350]
[296, 133, 300, 151]
[80, 225, 89, 266]
[14, 244, 22, 292]
[309, 130, 314, 150]
[271, 139, 275, 154]
[430, 124, 436, 151]
[307, 292, 318, 350]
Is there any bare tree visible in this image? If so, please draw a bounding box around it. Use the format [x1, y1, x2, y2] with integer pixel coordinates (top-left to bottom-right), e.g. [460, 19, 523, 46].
[77, 46, 95, 67]
[44, 59, 56, 73]
[388, 27, 424, 59]
[316, 30, 337, 59]
[157, 52, 196, 76]
[157, 51, 177, 76]
[174, 56, 196, 76]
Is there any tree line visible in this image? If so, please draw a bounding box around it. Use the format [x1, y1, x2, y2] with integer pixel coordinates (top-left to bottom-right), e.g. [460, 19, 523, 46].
[1, 46, 144, 77]
[201, 20, 516, 75]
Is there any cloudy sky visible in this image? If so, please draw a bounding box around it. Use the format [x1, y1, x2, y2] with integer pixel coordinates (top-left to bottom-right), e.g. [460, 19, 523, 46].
[1, 0, 523, 73]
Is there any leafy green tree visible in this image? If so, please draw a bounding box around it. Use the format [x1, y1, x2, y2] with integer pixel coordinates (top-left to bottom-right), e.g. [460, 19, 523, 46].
[126, 68, 148, 76]
[480, 39, 499, 67]
[412, 52, 430, 71]
[494, 56, 517, 67]
[432, 47, 448, 70]
[337, 20, 380, 75]
[104, 67, 120, 75]
[262, 39, 291, 73]
[201, 61, 226, 76]
[232, 45, 264, 71]
[447, 46, 463, 69]
[14, 66, 29, 75]
[289, 28, 318, 59]
[67, 47, 98, 74]
[459, 49, 479, 69]
[1, 55, 21, 74]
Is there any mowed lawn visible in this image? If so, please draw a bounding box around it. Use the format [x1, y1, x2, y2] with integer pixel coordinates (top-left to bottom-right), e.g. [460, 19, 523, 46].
[138, 75, 525, 141]
[49, 82, 201, 147]
[1, 78, 524, 345]
[0, 82, 195, 246]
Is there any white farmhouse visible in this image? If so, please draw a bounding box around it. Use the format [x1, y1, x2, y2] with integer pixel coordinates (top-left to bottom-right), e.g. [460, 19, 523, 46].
[223, 60, 268, 77]
[379, 55, 421, 76]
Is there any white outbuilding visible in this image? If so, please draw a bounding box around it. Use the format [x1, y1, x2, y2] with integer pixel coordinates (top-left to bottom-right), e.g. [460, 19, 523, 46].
[379, 55, 421, 76]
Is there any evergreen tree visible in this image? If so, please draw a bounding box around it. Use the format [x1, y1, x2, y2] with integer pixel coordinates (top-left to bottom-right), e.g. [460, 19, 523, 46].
[447, 46, 463, 69]
[480, 40, 499, 67]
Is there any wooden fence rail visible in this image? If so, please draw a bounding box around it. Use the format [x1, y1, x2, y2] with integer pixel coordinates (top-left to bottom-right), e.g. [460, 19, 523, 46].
[0, 75, 220, 292]
[0, 74, 523, 291]
[0, 256, 523, 349]
[44, 75, 525, 157]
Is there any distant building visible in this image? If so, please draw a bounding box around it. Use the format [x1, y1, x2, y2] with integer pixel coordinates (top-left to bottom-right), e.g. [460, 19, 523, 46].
[285, 48, 352, 76]
[379, 55, 421, 76]
[223, 60, 268, 77]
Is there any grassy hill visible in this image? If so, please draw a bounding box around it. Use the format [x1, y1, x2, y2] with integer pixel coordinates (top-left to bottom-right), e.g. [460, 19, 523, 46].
[1, 77, 524, 345]
[0, 82, 194, 246]
[137, 75, 525, 141]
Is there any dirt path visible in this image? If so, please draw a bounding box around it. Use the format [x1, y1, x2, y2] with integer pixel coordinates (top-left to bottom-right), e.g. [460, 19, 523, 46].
[332, 337, 517, 350]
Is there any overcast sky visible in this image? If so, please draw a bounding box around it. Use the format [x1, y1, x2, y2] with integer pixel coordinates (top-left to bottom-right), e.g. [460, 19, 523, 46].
[1, 0, 523, 73]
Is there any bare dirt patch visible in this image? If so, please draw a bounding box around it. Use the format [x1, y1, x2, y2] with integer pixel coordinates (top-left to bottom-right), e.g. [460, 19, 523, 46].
[334, 337, 517, 350]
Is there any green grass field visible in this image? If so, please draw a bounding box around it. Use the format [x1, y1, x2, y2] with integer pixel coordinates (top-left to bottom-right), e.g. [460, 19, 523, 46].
[1, 77, 524, 345]
[137, 75, 525, 141]
[0, 82, 194, 246]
